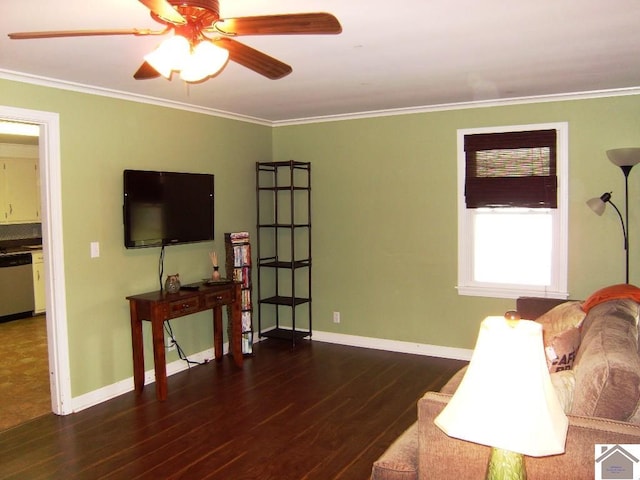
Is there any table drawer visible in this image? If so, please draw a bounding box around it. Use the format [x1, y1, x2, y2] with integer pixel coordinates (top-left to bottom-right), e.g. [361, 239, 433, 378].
[167, 297, 202, 318]
[204, 289, 234, 308]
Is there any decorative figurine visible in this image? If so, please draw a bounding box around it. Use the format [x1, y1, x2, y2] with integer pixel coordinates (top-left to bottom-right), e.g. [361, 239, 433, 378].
[164, 274, 181, 293]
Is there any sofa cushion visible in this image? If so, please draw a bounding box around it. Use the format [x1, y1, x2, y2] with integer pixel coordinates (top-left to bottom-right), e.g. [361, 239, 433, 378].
[572, 299, 640, 422]
[370, 423, 418, 480]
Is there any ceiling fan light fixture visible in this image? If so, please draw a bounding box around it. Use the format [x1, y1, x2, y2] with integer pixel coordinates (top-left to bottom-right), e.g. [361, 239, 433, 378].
[180, 40, 229, 82]
[144, 34, 191, 77]
[9, 1, 342, 83]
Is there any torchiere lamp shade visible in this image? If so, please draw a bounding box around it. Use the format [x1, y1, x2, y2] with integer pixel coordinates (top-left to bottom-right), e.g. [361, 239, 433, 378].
[606, 148, 640, 168]
[434, 316, 568, 457]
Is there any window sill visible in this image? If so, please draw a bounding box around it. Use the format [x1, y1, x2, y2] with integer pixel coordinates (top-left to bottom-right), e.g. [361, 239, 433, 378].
[457, 285, 569, 300]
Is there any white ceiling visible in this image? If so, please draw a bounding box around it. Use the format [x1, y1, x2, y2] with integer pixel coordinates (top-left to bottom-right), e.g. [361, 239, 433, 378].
[2, 0, 640, 123]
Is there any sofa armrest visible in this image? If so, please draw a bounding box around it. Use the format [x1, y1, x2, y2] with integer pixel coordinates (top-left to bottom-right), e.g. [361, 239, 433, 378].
[418, 392, 640, 480]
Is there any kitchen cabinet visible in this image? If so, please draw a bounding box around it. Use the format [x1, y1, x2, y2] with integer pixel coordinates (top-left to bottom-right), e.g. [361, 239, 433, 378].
[0, 143, 40, 225]
[1, 158, 40, 223]
[32, 251, 45, 314]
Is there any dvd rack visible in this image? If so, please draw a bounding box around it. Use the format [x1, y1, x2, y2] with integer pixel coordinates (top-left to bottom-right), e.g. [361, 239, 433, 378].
[224, 231, 253, 355]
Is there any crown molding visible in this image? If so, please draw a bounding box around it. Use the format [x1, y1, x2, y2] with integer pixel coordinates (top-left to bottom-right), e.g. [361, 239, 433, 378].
[272, 86, 640, 126]
[0, 69, 271, 126]
[2, 69, 640, 128]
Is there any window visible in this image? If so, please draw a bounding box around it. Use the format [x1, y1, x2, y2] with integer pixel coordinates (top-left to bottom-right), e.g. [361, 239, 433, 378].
[457, 123, 568, 299]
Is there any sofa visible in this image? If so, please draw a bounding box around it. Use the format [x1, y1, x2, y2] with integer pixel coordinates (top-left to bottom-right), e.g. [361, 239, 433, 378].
[371, 286, 640, 480]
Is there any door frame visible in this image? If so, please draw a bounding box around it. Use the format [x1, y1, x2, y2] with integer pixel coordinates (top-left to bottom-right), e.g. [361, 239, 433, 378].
[1, 105, 71, 415]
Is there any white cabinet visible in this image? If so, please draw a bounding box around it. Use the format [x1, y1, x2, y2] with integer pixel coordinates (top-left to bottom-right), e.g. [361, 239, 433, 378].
[0, 144, 40, 224]
[1, 158, 40, 223]
[32, 251, 45, 314]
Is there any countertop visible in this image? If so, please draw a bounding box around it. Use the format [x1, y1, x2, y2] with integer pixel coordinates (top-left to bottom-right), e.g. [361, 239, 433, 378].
[0, 244, 42, 256]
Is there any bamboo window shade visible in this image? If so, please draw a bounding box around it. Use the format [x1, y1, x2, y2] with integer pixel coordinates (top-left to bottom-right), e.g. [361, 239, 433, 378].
[464, 129, 557, 208]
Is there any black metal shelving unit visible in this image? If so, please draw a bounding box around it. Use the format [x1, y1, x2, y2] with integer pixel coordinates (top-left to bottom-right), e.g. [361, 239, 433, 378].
[256, 160, 311, 346]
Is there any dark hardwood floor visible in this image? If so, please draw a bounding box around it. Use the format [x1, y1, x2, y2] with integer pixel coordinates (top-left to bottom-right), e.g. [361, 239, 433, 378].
[0, 339, 466, 480]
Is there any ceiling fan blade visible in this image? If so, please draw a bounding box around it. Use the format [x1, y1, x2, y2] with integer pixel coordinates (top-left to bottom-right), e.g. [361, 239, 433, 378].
[214, 38, 292, 80]
[8, 28, 163, 40]
[214, 12, 342, 36]
[138, 0, 186, 24]
[133, 61, 161, 80]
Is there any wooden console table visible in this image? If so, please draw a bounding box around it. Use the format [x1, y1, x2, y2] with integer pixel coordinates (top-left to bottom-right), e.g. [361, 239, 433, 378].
[127, 281, 243, 401]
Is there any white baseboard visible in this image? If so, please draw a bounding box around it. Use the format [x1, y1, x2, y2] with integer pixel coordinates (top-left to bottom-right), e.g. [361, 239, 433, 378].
[70, 333, 472, 413]
[310, 330, 473, 361]
[71, 347, 217, 413]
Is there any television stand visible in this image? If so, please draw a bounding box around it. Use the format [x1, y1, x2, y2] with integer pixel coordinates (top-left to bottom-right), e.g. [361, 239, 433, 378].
[127, 281, 243, 401]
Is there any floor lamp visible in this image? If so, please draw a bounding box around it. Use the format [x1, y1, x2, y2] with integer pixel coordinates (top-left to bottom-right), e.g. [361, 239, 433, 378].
[587, 148, 640, 283]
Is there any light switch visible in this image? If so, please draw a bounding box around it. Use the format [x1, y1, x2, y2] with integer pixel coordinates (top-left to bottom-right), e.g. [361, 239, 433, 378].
[90, 241, 100, 258]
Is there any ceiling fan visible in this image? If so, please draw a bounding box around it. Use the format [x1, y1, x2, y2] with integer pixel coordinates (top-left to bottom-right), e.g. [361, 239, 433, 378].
[8, 0, 342, 82]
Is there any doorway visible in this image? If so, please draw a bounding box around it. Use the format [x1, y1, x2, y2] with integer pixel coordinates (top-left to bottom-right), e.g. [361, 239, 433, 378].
[0, 105, 71, 417]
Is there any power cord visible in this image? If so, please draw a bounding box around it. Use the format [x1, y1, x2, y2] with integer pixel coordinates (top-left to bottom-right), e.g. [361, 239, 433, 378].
[158, 245, 165, 292]
[164, 320, 206, 367]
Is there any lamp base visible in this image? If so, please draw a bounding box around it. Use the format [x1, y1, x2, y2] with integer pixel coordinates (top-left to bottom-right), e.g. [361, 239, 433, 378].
[486, 447, 526, 480]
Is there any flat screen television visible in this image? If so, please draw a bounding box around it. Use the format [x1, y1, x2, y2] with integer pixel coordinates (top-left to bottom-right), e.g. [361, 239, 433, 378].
[123, 169, 214, 248]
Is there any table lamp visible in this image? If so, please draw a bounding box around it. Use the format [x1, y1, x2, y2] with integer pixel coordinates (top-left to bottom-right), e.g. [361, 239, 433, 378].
[434, 315, 568, 479]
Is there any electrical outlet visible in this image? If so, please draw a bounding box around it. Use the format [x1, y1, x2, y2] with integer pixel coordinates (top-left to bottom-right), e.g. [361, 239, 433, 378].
[165, 336, 176, 351]
[333, 311, 341, 324]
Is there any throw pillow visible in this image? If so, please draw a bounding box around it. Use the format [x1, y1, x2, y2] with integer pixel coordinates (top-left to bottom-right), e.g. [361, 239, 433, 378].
[544, 328, 581, 372]
[550, 370, 576, 414]
[535, 301, 586, 335]
[535, 301, 586, 372]
[582, 284, 640, 313]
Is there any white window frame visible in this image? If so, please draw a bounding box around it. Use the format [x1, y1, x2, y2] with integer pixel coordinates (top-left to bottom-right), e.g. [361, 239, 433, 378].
[457, 122, 569, 299]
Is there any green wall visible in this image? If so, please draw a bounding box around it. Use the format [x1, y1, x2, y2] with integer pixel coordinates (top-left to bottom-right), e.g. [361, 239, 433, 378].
[272, 95, 640, 349]
[1, 77, 639, 398]
[0, 79, 271, 396]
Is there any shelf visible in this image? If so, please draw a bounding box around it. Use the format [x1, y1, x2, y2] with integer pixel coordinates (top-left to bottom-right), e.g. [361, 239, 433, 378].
[259, 295, 310, 306]
[257, 160, 311, 169]
[257, 186, 310, 191]
[260, 328, 310, 342]
[257, 223, 310, 229]
[258, 259, 311, 269]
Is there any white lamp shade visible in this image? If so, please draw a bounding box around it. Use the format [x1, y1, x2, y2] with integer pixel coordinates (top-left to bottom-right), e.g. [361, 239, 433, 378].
[586, 196, 606, 216]
[607, 148, 640, 167]
[434, 317, 568, 457]
[180, 41, 229, 82]
[144, 35, 191, 78]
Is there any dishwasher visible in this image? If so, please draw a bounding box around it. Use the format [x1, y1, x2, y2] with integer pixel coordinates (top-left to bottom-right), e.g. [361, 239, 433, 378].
[0, 253, 35, 321]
